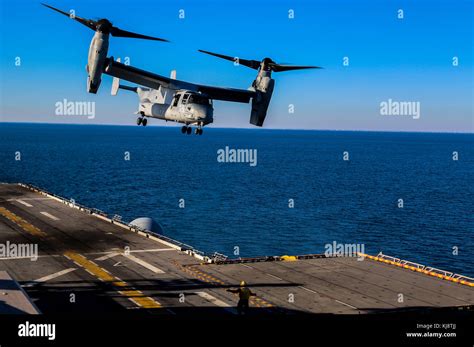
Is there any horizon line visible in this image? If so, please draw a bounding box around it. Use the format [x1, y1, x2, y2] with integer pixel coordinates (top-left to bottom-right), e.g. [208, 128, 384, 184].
[1, 121, 473, 135]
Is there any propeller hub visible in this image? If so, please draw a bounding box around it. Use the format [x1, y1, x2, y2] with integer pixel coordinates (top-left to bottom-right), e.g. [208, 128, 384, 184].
[96, 19, 112, 33]
[261, 57, 274, 71]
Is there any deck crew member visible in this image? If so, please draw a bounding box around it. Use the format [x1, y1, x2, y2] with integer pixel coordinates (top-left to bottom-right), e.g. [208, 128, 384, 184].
[227, 281, 256, 315]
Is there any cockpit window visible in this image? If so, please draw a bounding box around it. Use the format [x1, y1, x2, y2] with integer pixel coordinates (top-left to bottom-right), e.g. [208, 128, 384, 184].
[182, 94, 190, 104]
[188, 94, 210, 105]
[172, 94, 180, 107]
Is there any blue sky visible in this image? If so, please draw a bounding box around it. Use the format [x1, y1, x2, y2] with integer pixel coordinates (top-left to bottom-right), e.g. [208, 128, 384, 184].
[0, 0, 472, 132]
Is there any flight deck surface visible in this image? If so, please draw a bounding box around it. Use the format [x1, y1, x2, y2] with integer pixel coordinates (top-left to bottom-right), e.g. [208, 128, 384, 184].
[0, 183, 472, 316]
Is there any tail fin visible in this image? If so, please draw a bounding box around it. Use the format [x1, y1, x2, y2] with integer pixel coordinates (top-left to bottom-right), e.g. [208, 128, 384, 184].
[170, 70, 176, 79]
[111, 58, 122, 96]
[111, 77, 120, 96]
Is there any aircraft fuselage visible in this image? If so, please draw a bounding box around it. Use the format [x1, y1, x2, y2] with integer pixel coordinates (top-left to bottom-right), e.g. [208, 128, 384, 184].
[136, 87, 213, 133]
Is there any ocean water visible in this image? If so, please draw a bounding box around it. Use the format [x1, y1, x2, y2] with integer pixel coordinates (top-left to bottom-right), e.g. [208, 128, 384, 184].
[1, 123, 473, 277]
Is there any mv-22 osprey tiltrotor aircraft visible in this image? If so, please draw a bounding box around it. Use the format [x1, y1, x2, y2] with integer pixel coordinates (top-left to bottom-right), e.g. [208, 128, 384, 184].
[43, 4, 321, 135]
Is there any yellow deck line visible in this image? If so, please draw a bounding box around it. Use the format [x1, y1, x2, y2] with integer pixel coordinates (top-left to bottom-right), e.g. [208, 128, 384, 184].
[184, 264, 275, 309]
[0, 205, 162, 309]
[64, 251, 162, 309]
[0, 207, 48, 238]
[358, 253, 474, 288]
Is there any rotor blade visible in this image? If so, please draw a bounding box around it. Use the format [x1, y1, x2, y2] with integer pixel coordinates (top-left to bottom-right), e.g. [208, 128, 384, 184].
[41, 3, 97, 30]
[110, 27, 169, 42]
[198, 50, 261, 70]
[270, 64, 323, 72]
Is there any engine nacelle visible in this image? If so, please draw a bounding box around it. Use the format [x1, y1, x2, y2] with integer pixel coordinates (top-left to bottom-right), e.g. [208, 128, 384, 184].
[86, 32, 109, 94]
[250, 78, 274, 126]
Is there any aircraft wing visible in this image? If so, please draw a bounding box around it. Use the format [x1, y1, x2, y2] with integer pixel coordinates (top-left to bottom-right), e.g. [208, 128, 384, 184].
[104, 58, 255, 103]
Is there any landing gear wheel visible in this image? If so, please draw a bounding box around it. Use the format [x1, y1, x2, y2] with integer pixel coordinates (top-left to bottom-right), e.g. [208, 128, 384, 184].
[186, 127, 192, 135]
[181, 126, 187, 134]
[195, 128, 200, 135]
[198, 128, 203, 135]
[137, 117, 142, 126]
[142, 118, 147, 126]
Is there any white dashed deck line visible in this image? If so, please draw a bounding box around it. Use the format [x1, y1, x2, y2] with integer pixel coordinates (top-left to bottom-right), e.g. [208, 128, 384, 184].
[130, 248, 175, 253]
[335, 300, 358, 310]
[95, 252, 120, 261]
[195, 291, 237, 314]
[23, 268, 77, 287]
[40, 211, 60, 221]
[16, 200, 33, 207]
[7, 198, 52, 201]
[123, 254, 165, 274]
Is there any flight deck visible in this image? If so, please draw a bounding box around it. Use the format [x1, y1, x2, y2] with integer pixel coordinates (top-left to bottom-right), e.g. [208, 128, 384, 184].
[0, 183, 472, 316]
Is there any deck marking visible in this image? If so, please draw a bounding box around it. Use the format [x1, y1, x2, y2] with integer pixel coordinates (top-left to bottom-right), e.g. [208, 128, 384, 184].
[359, 252, 474, 288]
[16, 200, 33, 207]
[123, 254, 165, 274]
[95, 252, 119, 261]
[298, 286, 318, 294]
[240, 263, 284, 281]
[7, 198, 52, 201]
[0, 256, 38, 260]
[181, 264, 275, 309]
[129, 248, 175, 253]
[40, 211, 60, 221]
[0, 207, 48, 238]
[0, 254, 61, 260]
[23, 268, 77, 287]
[335, 299, 358, 310]
[64, 251, 162, 309]
[195, 291, 236, 314]
[89, 248, 175, 258]
[266, 273, 283, 281]
[298, 286, 359, 311]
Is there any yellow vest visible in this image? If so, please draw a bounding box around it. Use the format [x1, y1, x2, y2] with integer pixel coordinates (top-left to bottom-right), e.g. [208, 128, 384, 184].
[239, 287, 251, 300]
